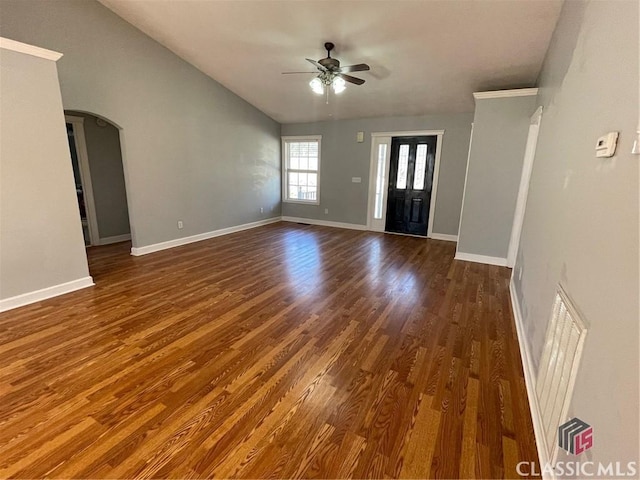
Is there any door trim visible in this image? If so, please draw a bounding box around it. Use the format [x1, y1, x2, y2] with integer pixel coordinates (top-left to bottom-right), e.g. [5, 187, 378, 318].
[507, 106, 543, 267]
[371, 130, 444, 138]
[367, 130, 444, 238]
[65, 114, 100, 246]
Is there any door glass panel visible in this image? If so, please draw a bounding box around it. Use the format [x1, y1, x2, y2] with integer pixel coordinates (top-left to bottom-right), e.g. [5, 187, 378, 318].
[396, 144, 409, 189]
[413, 144, 427, 190]
[374, 143, 387, 219]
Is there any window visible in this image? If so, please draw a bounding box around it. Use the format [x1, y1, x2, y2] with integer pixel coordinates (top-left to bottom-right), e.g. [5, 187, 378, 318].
[396, 144, 409, 189]
[282, 136, 321, 204]
[373, 143, 387, 219]
[413, 144, 428, 190]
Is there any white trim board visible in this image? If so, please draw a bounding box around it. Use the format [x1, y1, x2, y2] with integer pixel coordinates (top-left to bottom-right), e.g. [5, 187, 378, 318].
[454, 252, 508, 266]
[473, 88, 539, 100]
[98, 234, 131, 245]
[427, 134, 444, 238]
[370, 130, 445, 138]
[0, 37, 63, 61]
[430, 233, 458, 242]
[383, 231, 429, 240]
[509, 279, 553, 480]
[284, 219, 457, 242]
[455, 122, 474, 260]
[131, 217, 281, 256]
[507, 106, 543, 267]
[0, 276, 94, 313]
[281, 216, 367, 231]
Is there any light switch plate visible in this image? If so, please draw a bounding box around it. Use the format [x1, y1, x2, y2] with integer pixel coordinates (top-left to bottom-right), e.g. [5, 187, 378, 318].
[352, 177, 362, 183]
[356, 132, 364, 143]
[595, 132, 618, 158]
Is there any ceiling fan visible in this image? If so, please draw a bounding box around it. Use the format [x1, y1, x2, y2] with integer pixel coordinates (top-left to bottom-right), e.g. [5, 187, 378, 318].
[283, 42, 370, 96]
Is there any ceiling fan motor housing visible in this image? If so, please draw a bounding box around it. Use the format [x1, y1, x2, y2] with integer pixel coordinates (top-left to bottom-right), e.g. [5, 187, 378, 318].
[319, 57, 340, 71]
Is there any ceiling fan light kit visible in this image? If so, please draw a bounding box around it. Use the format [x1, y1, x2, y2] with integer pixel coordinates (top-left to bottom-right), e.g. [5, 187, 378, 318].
[309, 74, 346, 95]
[284, 42, 370, 98]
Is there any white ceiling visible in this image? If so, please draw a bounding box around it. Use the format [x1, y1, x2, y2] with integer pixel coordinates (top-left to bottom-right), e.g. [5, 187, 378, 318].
[99, 0, 562, 124]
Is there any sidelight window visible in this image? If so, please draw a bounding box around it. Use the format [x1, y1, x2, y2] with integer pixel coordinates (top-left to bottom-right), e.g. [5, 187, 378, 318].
[373, 143, 388, 219]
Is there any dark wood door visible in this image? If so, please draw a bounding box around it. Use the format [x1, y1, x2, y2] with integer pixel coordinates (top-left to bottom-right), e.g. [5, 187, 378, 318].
[385, 136, 437, 236]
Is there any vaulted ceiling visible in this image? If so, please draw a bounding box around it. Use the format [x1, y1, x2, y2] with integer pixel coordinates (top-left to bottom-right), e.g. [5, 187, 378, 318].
[99, 0, 562, 124]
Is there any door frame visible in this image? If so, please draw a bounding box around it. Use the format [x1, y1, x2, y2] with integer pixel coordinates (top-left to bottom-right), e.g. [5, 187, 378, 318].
[65, 114, 100, 246]
[507, 106, 543, 267]
[366, 130, 444, 238]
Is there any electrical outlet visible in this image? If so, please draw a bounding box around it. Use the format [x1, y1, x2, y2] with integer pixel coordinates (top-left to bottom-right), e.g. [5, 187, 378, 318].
[324, 208, 329, 215]
[177, 220, 184, 229]
[260, 207, 264, 214]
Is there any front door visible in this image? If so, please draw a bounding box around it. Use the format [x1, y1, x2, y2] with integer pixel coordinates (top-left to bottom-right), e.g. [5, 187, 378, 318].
[385, 136, 437, 236]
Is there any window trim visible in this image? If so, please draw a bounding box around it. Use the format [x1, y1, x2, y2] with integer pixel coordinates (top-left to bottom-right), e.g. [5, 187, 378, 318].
[281, 135, 322, 205]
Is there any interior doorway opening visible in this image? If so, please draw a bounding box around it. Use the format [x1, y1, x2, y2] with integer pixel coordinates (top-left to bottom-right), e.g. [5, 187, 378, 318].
[65, 112, 131, 247]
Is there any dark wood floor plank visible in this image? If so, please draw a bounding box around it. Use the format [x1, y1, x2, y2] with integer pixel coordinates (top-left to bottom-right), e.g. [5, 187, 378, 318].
[0, 222, 539, 478]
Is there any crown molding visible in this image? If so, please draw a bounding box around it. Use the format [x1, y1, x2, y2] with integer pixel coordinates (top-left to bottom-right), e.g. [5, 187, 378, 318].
[0, 37, 63, 61]
[473, 88, 539, 100]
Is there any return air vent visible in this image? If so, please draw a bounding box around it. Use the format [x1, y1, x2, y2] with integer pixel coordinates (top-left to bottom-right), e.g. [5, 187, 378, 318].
[536, 285, 587, 463]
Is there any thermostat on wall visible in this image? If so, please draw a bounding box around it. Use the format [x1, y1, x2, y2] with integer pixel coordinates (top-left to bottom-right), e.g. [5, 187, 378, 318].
[595, 131, 618, 158]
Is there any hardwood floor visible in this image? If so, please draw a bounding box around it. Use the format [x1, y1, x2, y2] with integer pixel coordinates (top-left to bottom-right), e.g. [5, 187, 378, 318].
[0, 222, 539, 479]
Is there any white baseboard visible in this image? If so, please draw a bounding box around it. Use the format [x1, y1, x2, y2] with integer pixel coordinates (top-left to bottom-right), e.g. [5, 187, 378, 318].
[429, 232, 458, 242]
[454, 251, 508, 266]
[281, 216, 367, 231]
[0, 276, 94, 313]
[509, 278, 553, 479]
[383, 231, 428, 239]
[97, 233, 131, 245]
[131, 217, 281, 256]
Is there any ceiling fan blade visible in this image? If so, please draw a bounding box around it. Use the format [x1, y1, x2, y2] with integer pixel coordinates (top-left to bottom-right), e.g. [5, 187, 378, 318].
[306, 58, 327, 71]
[338, 73, 365, 85]
[282, 71, 317, 74]
[339, 63, 370, 73]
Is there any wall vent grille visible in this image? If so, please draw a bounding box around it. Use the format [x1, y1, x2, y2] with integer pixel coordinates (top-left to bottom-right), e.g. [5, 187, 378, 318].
[536, 285, 587, 462]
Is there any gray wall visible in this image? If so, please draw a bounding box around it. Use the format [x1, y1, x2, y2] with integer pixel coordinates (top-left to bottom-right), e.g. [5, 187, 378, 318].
[513, 0, 639, 466]
[457, 95, 536, 258]
[0, 49, 90, 299]
[0, 0, 281, 249]
[67, 111, 130, 239]
[282, 113, 473, 235]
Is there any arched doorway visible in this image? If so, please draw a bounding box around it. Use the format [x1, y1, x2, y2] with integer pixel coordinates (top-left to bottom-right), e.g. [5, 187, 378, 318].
[64, 111, 131, 247]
